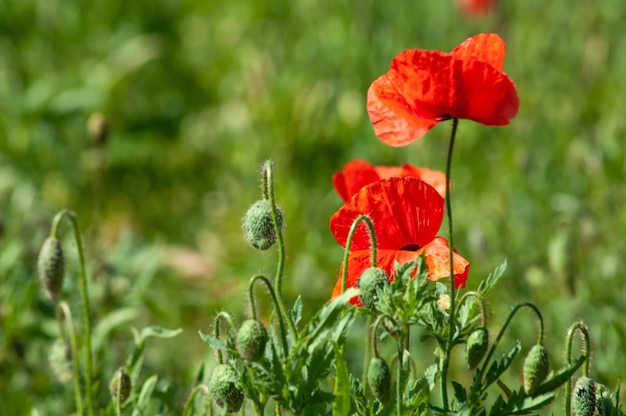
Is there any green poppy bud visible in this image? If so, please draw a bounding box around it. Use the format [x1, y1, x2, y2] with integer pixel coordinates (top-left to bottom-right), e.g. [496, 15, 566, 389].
[466, 327, 489, 369]
[367, 357, 391, 403]
[208, 364, 244, 413]
[48, 340, 73, 383]
[236, 319, 268, 362]
[522, 344, 550, 395]
[571, 376, 596, 416]
[109, 368, 132, 404]
[358, 267, 389, 308]
[242, 200, 283, 250]
[37, 237, 65, 301]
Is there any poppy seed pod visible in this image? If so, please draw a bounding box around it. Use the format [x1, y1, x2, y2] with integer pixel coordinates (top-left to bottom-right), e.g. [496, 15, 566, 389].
[358, 267, 389, 309]
[236, 319, 268, 362]
[208, 364, 244, 413]
[242, 200, 283, 250]
[571, 377, 596, 416]
[522, 344, 550, 395]
[465, 327, 489, 369]
[367, 357, 392, 403]
[109, 368, 131, 404]
[48, 340, 73, 383]
[37, 237, 65, 301]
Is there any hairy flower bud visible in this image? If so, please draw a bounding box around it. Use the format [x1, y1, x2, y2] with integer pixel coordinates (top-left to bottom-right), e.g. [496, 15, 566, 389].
[367, 357, 392, 403]
[242, 200, 283, 250]
[48, 340, 73, 383]
[37, 237, 65, 301]
[208, 364, 244, 413]
[466, 327, 489, 369]
[236, 319, 268, 362]
[571, 376, 596, 416]
[109, 368, 131, 404]
[358, 267, 389, 308]
[523, 344, 550, 395]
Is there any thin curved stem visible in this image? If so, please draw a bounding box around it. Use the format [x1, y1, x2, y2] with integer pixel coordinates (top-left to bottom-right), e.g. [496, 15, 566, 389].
[248, 274, 289, 355]
[263, 161, 298, 342]
[470, 302, 544, 400]
[52, 209, 95, 416]
[440, 117, 459, 410]
[56, 301, 84, 415]
[340, 215, 378, 294]
[182, 384, 209, 416]
[564, 322, 591, 415]
[213, 311, 237, 364]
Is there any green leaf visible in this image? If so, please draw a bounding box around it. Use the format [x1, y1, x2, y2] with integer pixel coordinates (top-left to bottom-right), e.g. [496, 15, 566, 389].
[484, 342, 522, 387]
[332, 346, 351, 416]
[137, 326, 183, 345]
[452, 381, 468, 404]
[93, 307, 139, 353]
[198, 330, 229, 351]
[478, 259, 507, 296]
[531, 354, 586, 396]
[292, 295, 303, 327]
[131, 374, 158, 416]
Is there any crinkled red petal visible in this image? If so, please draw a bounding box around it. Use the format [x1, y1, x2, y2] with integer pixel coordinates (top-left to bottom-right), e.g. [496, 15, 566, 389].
[329, 177, 444, 250]
[332, 160, 380, 202]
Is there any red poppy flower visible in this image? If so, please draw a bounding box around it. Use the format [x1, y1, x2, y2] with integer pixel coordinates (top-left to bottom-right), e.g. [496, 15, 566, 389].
[367, 33, 519, 147]
[455, 0, 497, 17]
[329, 177, 470, 305]
[333, 159, 446, 202]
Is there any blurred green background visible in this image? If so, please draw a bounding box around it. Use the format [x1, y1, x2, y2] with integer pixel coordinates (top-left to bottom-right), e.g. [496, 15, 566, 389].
[2, 0, 626, 413]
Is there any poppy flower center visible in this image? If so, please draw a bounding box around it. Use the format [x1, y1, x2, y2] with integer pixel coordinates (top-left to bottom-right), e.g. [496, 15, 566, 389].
[399, 242, 421, 251]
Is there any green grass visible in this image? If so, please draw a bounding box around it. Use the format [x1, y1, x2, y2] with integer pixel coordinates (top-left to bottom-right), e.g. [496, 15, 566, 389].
[1, 0, 626, 413]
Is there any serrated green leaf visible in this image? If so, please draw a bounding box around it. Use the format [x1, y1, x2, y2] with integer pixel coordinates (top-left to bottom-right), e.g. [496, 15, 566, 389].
[292, 295, 303, 327]
[332, 346, 351, 416]
[484, 342, 522, 387]
[452, 381, 468, 404]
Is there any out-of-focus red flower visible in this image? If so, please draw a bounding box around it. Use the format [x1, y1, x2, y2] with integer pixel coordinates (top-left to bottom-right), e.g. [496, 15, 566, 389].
[333, 159, 446, 202]
[367, 33, 519, 147]
[455, 0, 497, 17]
[329, 177, 470, 305]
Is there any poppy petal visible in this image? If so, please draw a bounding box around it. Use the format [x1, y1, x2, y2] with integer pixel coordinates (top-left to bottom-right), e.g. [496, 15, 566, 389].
[450, 59, 519, 125]
[451, 33, 506, 71]
[400, 164, 447, 197]
[330, 177, 444, 250]
[367, 50, 453, 146]
[421, 236, 470, 289]
[332, 160, 380, 202]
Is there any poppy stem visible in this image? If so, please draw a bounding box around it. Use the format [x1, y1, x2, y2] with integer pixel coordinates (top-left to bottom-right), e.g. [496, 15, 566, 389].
[263, 160, 299, 343]
[213, 311, 237, 364]
[440, 117, 459, 410]
[55, 301, 84, 416]
[564, 322, 591, 415]
[247, 274, 289, 355]
[51, 209, 95, 416]
[340, 215, 377, 294]
[469, 302, 544, 401]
